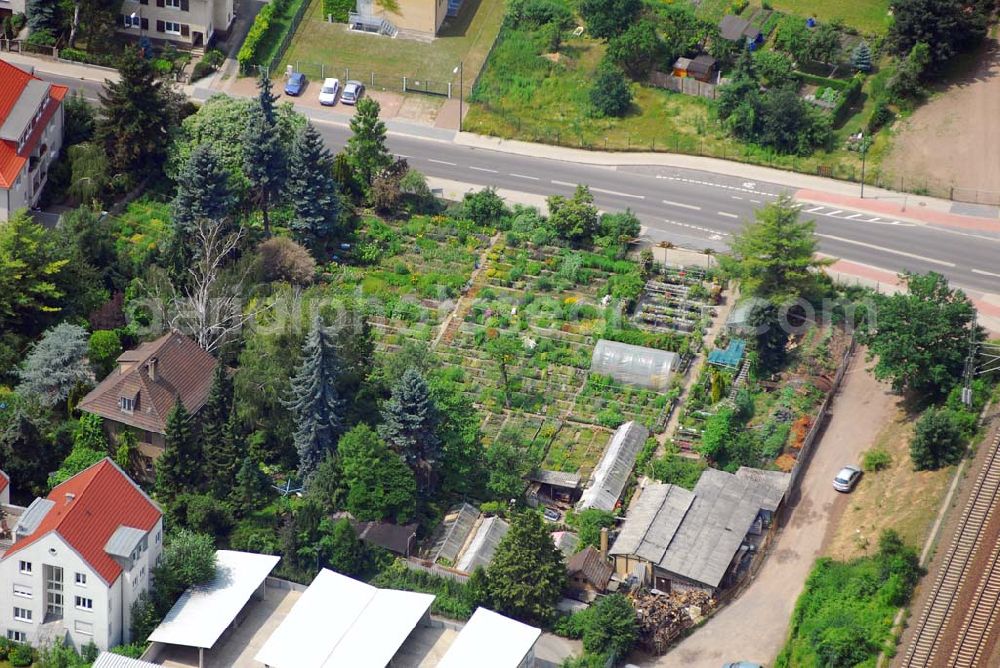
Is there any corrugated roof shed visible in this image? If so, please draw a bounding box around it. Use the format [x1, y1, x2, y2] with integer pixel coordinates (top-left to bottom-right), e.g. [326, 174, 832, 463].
[433, 502, 480, 564]
[528, 469, 582, 489]
[456, 515, 509, 573]
[92, 653, 160, 668]
[578, 421, 650, 512]
[147, 550, 280, 649]
[437, 608, 541, 668]
[254, 569, 434, 668]
[590, 339, 680, 391]
[354, 520, 417, 555]
[610, 468, 790, 589]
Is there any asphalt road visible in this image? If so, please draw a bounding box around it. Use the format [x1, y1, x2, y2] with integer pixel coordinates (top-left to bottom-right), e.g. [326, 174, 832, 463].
[35, 71, 1000, 294]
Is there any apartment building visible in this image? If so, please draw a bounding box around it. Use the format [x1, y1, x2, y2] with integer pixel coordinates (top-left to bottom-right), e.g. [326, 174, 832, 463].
[0, 59, 67, 222]
[117, 0, 234, 47]
[0, 459, 163, 651]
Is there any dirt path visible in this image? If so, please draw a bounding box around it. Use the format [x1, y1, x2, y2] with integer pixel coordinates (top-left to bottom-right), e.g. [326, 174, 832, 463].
[648, 353, 899, 667]
[881, 38, 1000, 199]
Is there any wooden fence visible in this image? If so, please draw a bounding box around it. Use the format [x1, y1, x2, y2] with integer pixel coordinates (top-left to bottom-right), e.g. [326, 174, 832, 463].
[647, 71, 720, 100]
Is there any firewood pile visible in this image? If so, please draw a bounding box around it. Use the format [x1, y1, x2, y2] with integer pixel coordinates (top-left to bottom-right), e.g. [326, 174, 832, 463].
[632, 589, 715, 654]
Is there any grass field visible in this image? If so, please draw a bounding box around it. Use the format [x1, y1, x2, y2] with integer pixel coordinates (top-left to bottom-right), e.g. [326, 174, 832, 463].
[466, 30, 873, 182]
[751, 0, 892, 35]
[824, 408, 955, 561]
[280, 0, 504, 87]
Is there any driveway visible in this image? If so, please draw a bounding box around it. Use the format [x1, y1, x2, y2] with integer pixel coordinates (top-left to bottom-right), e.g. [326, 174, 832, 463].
[649, 352, 898, 667]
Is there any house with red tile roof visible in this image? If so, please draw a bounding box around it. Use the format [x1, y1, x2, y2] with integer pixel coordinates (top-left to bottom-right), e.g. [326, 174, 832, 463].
[78, 331, 218, 474]
[0, 458, 163, 651]
[0, 59, 67, 221]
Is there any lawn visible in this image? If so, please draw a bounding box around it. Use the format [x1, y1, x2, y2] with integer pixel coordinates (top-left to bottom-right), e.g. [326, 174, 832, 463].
[280, 0, 504, 88]
[747, 0, 892, 35]
[824, 408, 956, 561]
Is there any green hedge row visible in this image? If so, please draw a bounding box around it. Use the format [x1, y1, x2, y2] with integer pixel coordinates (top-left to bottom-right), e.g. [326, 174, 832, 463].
[237, 2, 276, 74]
[793, 71, 851, 90]
[324, 0, 354, 22]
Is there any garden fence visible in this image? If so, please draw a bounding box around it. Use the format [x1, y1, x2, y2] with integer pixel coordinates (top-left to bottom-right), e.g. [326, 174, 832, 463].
[786, 335, 856, 500]
[0, 39, 58, 58]
[290, 60, 458, 97]
[648, 71, 720, 100]
[262, 0, 312, 76]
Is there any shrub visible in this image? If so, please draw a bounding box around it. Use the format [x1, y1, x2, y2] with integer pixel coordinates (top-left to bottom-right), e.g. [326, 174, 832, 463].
[867, 99, 894, 133]
[191, 61, 216, 81]
[258, 236, 317, 284]
[590, 63, 632, 118]
[110, 643, 147, 659]
[910, 408, 965, 471]
[8, 643, 33, 667]
[650, 454, 707, 490]
[238, 2, 275, 73]
[863, 447, 892, 472]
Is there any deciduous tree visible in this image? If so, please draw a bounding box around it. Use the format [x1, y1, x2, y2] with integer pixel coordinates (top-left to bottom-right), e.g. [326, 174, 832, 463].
[0, 210, 69, 334]
[338, 424, 416, 523]
[860, 272, 980, 397]
[547, 184, 599, 246]
[485, 333, 523, 408]
[889, 0, 986, 67]
[910, 408, 965, 470]
[579, 0, 640, 39]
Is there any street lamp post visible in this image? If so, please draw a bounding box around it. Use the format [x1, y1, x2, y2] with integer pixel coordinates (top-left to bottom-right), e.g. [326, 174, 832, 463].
[453, 61, 463, 133]
[859, 132, 869, 199]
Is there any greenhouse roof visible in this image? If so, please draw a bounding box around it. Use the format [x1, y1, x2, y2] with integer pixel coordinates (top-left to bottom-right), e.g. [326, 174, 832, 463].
[708, 338, 746, 368]
[590, 339, 680, 392]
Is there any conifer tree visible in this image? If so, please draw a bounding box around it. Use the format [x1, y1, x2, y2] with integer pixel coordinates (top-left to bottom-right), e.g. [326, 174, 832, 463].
[172, 144, 235, 235]
[286, 122, 342, 251]
[243, 72, 287, 236]
[851, 41, 873, 72]
[97, 46, 171, 178]
[345, 98, 392, 193]
[487, 511, 566, 625]
[287, 315, 343, 480]
[379, 367, 440, 493]
[206, 405, 241, 499]
[232, 454, 271, 514]
[156, 400, 200, 501]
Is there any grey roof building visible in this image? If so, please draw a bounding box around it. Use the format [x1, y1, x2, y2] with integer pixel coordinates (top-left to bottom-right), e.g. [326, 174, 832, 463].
[719, 14, 763, 42]
[577, 421, 650, 512]
[609, 467, 790, 591]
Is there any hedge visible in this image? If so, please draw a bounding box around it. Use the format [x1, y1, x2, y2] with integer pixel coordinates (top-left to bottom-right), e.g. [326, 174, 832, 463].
[238, 2, 276, 74]
[324, 0, 354, 22]
[793, 71, 851, 90]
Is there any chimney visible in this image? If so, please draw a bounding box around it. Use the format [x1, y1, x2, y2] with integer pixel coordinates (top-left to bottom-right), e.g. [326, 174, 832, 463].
[600, 526, 609, 559]
[147, 357, 157, 381]
[65, 493, 75, 505]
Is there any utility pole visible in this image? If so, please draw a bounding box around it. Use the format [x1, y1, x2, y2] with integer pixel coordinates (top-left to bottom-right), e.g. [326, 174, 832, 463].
[859, 132, 869, 199]
[453, 61, 463, 133]
[961, 331, 1000, 407]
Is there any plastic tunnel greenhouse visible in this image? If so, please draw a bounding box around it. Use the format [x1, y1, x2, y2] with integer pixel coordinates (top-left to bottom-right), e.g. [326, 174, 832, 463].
[589, 339, 680, 392]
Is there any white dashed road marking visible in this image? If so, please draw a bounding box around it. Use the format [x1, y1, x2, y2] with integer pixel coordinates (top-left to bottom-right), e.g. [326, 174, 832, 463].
[717, 211, 739, 219]
[662, 200, 702, 211]
[510, 173, 540, 180]
[469, 166, 497, 173]
[663, 219, 729, 237]
[591, 187, 644, 199]
[428, 159, 457, 166]
[551, 180, 577, 187]
[972, 269, 1000, 278]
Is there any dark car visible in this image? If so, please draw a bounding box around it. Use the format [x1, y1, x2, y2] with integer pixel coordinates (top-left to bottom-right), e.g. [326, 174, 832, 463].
[341, 80, 365, 105]
[284, 72, 306, 96]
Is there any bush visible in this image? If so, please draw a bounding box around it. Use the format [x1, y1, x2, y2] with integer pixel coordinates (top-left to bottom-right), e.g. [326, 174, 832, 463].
[324, 0, 354, 22]
[89, 329, 122, 378]
[110, 643, 147, 659]
[191, 60, 216, 82]
[238, 2, 275, 73]
[258, 236, 317, 284]
[867, 99, 894, 133]
[863, 447, 892, 472]
[650, 453, 707, 489]
[590, 64, 632, 118]
[373, 559, 473, 619]
[910, 408, 965, 471]
[8, 643, 33, 667]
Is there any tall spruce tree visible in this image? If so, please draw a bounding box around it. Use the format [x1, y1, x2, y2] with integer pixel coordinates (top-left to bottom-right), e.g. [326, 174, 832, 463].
[345, 98, 392, 193]
[97, 46, 172, 179]
[202, 367, 239, 498]
[243, 72, 287, 237]
[26, 0, 58, 36]
[172, 144, 235, 234]
[851, 41, 873, 72]
[232, 454, 271, 515]
[486, 511, 566, 625]
[379, 367, 440, 493]
[286, 122, 341, 251]
[156, 399, 200, 501]
[287, 315, 343, 480]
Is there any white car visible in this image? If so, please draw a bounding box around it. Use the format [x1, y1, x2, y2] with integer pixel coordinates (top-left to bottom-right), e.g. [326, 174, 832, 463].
[318, 78, 341, 106]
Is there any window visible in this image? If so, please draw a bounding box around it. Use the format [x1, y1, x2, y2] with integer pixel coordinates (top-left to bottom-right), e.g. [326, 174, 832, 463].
[18, 561, 31, 575]
[12, 585, 31, 599]
[165, 0, 180, 7]
[13, 607, 31, 622]
[122, 12, 140, 27]
[155, 530, 161, 544]
[120, 396, 135, 413]
[6, 630, 26, 642]
[74, 573, 87, 586]
[74, 620, 93, 636]
[74, 596, 93, 611]
[164, 20, 181, 34]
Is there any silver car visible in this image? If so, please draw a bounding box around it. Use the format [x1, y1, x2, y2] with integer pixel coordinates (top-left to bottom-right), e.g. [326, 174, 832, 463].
[341, 80, 365, 105]
[833, 465, 862, 492]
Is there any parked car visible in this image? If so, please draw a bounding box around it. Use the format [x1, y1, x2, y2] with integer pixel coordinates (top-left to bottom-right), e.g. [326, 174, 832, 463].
[341, 80, 365, 105]
[723, 663, 764, 668]
[318, 77, 340, 106]
[543, 507, 560, 522]
[284, 72, 306, 96]
[833, 465, 862, 492]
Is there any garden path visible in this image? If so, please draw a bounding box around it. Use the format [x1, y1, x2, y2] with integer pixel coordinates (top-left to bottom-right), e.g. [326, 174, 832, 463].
[432, 232, 501, 349]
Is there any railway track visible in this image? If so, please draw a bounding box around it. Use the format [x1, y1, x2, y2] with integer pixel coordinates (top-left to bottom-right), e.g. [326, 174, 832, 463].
[901, 430, 1000, 667]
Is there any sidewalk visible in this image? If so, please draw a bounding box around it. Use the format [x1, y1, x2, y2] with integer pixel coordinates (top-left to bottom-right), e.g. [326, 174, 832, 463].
[1, 50, 119, 83]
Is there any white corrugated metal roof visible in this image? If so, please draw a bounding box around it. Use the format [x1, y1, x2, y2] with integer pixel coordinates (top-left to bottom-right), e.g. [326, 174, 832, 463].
[146, 550, 280, 649]
[255, 568, 434, 668]
[437, 608, 541, 668]
[577, 421, 649, 512]
[92, 653, 160, 668]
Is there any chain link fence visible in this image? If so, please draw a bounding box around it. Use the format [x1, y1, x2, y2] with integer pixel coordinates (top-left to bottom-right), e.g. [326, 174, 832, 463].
[287, 60, 457, 97]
